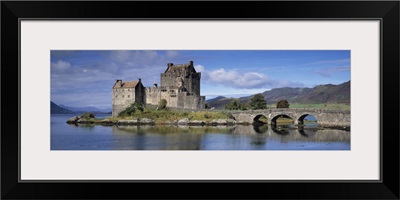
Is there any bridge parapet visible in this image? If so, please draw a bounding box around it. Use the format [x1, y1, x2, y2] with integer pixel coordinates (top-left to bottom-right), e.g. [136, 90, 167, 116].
[229, 108, 350, 129]
[226, 108, 350, 114]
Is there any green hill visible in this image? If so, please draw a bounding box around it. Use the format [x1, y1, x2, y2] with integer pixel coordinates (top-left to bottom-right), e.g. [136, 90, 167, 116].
[207, 81, 350, 109]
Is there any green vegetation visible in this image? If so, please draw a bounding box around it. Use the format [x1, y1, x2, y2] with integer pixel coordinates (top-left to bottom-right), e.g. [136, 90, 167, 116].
[81, 112, 95, 119]
[225, 99, 247, 110]
[158, 99, 167, 110]
[257, 115, 268, 124]
[276, 117, 294, 124]
[113, 106, 230, 124]
[286, 103, 350, 110]
[249, 93, 267, 110]
[118, 102, 144, 116]
[276, 99, 290, 108]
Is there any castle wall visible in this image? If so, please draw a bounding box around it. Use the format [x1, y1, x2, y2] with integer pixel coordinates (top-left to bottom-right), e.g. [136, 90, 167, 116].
[145, 87, 161, 106]
[183, 95, 206, 109]
[160, 87, 179, 108]
[112, 87, 136, 116]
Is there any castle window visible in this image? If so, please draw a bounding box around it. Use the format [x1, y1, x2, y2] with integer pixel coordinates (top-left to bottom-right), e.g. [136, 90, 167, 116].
[128, 95, 130, 98]
[116, 95, 118, 98]
[170, 90, 174, 92]
[122, 95, 124, 98]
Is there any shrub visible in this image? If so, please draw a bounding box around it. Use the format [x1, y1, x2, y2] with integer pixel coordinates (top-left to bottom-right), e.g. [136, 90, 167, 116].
[158, 99, 167, 110]
[133, 102, 144, 112]
[81, 112, 95, 119]
[118, 102, 144, 116]
[276, 99, 290, 108]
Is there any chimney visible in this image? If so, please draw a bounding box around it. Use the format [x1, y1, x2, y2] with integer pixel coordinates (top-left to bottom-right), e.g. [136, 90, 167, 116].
[116, 79, 122, 87]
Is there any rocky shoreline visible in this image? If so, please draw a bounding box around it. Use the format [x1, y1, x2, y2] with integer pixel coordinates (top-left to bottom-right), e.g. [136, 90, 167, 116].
[66, 115, 242, 126]
[66, 115, 350, 131]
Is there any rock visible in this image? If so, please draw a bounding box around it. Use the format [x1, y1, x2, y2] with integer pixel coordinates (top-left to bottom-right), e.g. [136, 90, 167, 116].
[117, 119, 139, 125]
[76, 118, 92, 124]
[226, 119, 236, 125]
[100, 118, 111, 122]
[207, 119, 218, 125]
[165, 120, 177, 125]
[66, 116, 80, 124]
[99, 118, 114, 125]
[177, 118, 189, 125]
[140, 118, 154, 124]
[189, 120, 205, 126]
[217, 119, 227, 125]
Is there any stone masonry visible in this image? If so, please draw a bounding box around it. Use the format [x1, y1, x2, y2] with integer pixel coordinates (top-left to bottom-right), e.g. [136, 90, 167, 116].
[112, 61, 205, 116]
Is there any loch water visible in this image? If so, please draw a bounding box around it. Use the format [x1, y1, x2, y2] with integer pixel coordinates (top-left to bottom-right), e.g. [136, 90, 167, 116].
[51, 114, 350, 150]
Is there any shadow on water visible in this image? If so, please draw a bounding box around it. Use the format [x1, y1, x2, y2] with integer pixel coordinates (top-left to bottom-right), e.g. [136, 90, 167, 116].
[271, 125, 291, 135]
[253, 124, 268, 134]
[298, 126, 318, 137]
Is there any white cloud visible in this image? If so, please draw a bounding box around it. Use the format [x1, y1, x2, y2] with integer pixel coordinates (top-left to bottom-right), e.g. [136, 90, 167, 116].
[166, 50, 179, 58]
[51, 60, 71, 72]
[205, 68, 270, 89]
[200, 66, 304, 89]
[194, 65, 205, 72]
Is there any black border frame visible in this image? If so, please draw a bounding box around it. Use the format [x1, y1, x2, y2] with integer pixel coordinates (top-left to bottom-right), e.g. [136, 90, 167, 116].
[2, 1, 399, 199]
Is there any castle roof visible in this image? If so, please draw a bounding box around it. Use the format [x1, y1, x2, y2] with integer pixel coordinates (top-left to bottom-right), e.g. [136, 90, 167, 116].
[164, 62, 197, 74]
[113, 80, 140, 89]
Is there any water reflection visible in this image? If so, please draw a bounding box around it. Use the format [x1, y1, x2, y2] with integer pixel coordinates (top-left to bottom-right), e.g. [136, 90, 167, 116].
[53, 114, 349, 150]
[108, 124, 350, 150]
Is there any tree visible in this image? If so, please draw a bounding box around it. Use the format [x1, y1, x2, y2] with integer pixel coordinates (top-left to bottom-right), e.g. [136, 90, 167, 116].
[249, 93, 267, 110]
[158, 99, 167, 110]
[276, 99, 290, 108]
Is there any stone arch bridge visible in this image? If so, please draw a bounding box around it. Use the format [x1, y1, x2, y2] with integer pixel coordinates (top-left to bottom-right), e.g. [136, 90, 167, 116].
[229, 108, 350, 129]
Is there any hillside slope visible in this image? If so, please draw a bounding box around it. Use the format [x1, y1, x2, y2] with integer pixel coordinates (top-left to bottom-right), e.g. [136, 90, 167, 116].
[207, 81, 350, 109]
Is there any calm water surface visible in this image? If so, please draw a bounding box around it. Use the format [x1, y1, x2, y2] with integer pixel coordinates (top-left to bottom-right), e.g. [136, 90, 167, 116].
[51, 114, 350, 150]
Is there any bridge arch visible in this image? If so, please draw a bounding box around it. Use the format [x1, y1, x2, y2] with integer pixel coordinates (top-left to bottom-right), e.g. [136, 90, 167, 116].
[253, 114, 268, 125]
[270, 114, 295, 126]
[297, 113, 318, 127]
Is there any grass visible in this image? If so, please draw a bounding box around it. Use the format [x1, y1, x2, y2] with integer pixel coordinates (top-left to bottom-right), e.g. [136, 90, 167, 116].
[109, 107, 230, 124]
[283, 103, 350, 110]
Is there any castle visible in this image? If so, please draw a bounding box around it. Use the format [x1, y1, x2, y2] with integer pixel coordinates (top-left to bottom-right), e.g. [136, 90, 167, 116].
[112, 61, 206, 116]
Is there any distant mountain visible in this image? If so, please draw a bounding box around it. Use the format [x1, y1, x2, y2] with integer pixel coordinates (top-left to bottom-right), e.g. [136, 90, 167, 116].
[206, 96, 236, 109]
[51, 101, 74, 114]
[207, 81, 350, 109]
[59, 104, 111, 113]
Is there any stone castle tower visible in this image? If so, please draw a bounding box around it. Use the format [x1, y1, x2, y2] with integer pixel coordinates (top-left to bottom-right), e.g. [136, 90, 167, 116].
[112, 61, 205, 116]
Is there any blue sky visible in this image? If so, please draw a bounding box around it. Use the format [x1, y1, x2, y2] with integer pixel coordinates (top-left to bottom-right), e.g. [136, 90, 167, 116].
[51, 50, 350, 109]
